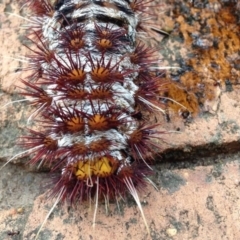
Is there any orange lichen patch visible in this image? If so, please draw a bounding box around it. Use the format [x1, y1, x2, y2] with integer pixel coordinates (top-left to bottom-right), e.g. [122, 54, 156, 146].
[43, 136, 58, 150]
[166, 82, 199, 115]
[88, 114, 109, 131]
[73, 156, 119, 179]
[175, 15, 199, 45]
[219, 7, 236, 24]
[66, 117, 85, 132]
[164, 2, 240, 115]
[88, 139, 111, 153]
[91, 67, 110, 82]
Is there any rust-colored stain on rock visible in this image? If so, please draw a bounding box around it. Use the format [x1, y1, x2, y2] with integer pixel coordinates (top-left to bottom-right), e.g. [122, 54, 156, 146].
[161, 0, 240, 116]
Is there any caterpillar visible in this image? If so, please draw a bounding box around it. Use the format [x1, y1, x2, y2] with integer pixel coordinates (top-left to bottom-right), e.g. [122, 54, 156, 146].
[2, 0, 166, 237]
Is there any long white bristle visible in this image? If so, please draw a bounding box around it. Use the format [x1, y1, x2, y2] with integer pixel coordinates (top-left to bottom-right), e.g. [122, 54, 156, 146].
[123, 177, 150, 235]
[34, 187, 64, 240]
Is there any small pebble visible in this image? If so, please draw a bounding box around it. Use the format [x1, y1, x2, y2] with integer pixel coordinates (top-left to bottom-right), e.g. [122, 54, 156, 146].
[166, 228, 177, 237]
[17, 207, 24, 214]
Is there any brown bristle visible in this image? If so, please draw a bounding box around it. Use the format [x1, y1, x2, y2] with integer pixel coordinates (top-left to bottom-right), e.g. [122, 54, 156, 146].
[70, 38, 84, 50]
[117, 163, 134, 179]
[88, 53, 127, 84]
[43, 136, 58, 151]
[134, 74, 165, 112]
[52, 83, 88, 100]
[66, 88, 88, 100]
[20, 80, 52, 108]
[129, 130, 143, 144]
[89, 85, 114, 100]
[88, 114, 110, 131]
[94, 22, 127, 39]
[45, 104, 86, 134]
[90, 65, 125, 84]
[94, 23, 128, 53]
[24, 33, 55, 81]
[96, 38, 113, 50]
[71, 143, 88, 155]
[88, 139, 111, 153]
[130, 0, 154, 13]
[130, 42, 158, 67]
[44, 53, 87, 86]
[63, 68, 86, 82]
[128, 124, 163, 160]
[91, 67, 111, 82]
[66, 117, 85, 132]
[23, 0, 54, 17]
[19, 129, 59, 166]
[60, 24, 85, 51]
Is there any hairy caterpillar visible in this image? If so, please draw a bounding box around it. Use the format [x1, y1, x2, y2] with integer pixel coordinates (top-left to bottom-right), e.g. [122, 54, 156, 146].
[1, 0, 166, 237]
